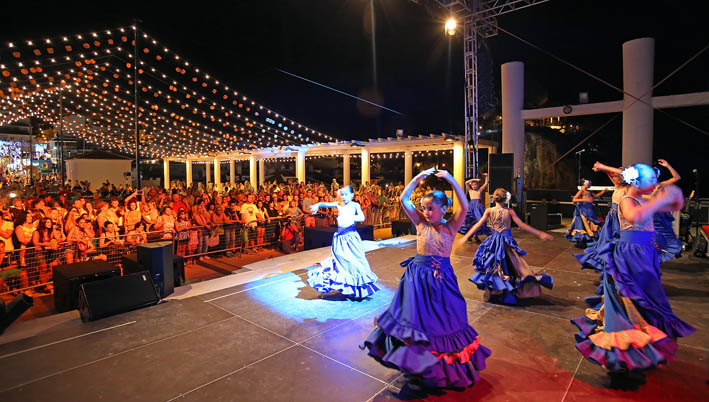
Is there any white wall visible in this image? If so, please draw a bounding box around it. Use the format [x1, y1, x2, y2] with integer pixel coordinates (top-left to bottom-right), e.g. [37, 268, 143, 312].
[66, 159, 132, 189]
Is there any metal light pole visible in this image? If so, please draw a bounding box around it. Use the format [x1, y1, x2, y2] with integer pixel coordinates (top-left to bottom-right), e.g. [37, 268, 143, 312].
[133, 19, 141, 190]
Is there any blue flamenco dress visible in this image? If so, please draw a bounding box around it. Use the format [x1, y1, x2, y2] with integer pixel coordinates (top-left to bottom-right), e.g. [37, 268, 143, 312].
[363, 222, 491, 388]
[470, 207, 554, 305]
[307, 224, 380, 298]
[575, 187, 625, 273]
[458, 196, 492, 237]
[653, 212, 683, 263]
[565, 199, 602, 245]
[571, 196, 695, 372]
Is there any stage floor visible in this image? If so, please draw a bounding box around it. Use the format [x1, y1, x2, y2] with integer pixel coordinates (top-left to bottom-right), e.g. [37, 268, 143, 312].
[0, 230, 706, 401]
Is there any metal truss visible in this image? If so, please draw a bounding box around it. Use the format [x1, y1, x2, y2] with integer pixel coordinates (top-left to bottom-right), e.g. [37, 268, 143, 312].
[415, 0, 549, 178]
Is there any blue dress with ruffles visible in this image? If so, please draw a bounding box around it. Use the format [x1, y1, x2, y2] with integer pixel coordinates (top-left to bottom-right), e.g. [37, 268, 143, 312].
[470, 208, 553, 305]
[363, 222, 490, 388]
[571, 196, 695, 372]
[307, 224, 380, 298]
[458, 198, 492, 237]
[565, 201, 602, 244]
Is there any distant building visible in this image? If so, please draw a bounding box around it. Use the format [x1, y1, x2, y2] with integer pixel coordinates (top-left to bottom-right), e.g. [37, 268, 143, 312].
[65, 150, 132, 189]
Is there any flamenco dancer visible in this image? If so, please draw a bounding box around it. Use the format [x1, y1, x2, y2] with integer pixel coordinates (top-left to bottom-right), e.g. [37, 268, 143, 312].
[571, 164, 695, 383]
[363, 168, 490, 392]
[459, 188, 554, 305]
[645, 159, 683, 262]
[306, 185, 379, 299]
[458, 173, 492, 243]
[565, 180, 607, 248]
[575, 162, 627, 273]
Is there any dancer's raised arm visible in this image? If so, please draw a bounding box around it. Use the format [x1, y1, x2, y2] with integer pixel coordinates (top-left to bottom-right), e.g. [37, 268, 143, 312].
[658, 159, 681, 186]
[400, 168, 435, 225]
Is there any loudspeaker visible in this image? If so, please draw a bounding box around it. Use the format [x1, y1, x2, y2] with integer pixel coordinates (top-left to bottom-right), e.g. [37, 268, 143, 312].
[488, 153, 514, 205]
[137, 242, 174, 298]
[528, 203, 548, 230]
[0, 292, 33, 334]
[121, 253, 145, 275]
[53, 260, 122, 313]
[78, 271, 159, 321]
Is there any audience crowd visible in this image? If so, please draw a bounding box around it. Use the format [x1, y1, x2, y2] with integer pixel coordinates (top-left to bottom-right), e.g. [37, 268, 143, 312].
[0, 174, 409, 296]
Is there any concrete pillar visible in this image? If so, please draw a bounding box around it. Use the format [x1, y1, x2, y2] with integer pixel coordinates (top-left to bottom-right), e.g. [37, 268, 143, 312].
[404, 150, 413, 184]
[258, 159, 265, 188]
[343, 154, 351, 186]
[205, 161, 211, 187]
[185, 159, 192, 188]
[229, 160, 235, 186]
[213, 158, 221, 191]
[453, 142, 465, 211]
[249, 155, 256, 190]
[361, 148, 370, 186]
[622, 38, 654, 165]
[296, 150, 306, 184]
[163, 160, 170, 190]
[501, 61, 525, 178]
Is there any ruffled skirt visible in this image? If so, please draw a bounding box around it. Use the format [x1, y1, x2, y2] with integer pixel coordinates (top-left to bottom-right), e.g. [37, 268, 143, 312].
[575, 203, 620, 273]
[571, 230, 695, 372]
[653, 212, 682, 263]
[362, 254, 491, 388]
[565, 202, 602, 243]
[470, 229, 553, 304]
[307, 227, 379, 298]
[458, 199, 492, 236]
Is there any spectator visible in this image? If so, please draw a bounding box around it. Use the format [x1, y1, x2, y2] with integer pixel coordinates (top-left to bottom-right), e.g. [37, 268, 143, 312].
[280, 216, 300, 254]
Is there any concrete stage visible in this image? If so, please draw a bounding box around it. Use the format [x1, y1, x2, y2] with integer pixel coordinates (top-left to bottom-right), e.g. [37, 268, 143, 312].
[0, 231, 706, 401]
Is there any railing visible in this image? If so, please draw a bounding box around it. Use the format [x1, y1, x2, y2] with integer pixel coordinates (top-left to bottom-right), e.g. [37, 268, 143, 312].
[0, 218, 306, 296]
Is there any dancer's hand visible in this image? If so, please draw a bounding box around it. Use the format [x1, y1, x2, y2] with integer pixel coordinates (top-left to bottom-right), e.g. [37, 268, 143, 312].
[433, 169, 452, 181]
[538, 232, 553, 241]
[657, 159, 669, 168]
[656, 184, 684, 211]
[592, 161, 602, 172]
[416, 168, 436, 180]
[309, 204, 319, 214]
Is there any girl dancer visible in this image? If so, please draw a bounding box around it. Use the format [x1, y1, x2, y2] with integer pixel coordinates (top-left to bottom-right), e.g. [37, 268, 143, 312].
[647, 159, 683, 262]
[459, 188, 554, 305]
[565, 180, 606, 248]
[306, 185, 379, 299]
[575, 162, 626, 273]
[571, 164, 694, 378]
[458, 173, 492, 243]
[363, 168, 490, 391]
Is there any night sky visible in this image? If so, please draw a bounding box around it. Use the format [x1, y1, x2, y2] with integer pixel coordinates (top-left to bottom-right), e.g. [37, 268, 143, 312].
[2, 0, 708, 190]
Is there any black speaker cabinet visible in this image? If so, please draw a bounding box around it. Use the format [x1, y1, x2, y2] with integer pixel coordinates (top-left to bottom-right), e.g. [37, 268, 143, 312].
[528, 202, 548, 230]
[53, 260, 121, 313]
[78, 271, 159, 321]
[488, 153, 514, 205]
[1, 292, 34, 334]
[137, 242, 174, 298]
[121, 253, 145, 275]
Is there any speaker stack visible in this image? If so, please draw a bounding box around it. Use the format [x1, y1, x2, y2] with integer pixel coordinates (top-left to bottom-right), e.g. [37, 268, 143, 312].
[78, 272, 159, 321]
[137, 241, 174, 298]
[488, 153, 514, 206]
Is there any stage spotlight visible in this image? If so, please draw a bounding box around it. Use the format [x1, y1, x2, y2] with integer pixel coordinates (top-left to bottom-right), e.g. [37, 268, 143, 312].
[0, 292, 34, 335]
[445, 19, 457, 36]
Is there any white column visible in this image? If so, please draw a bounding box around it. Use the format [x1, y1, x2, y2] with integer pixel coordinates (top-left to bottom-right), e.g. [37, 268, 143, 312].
[361, 148, 370, 186]
[502, 61, 525, 178]
[249, 155, 256, 190]
[453, 142, 465, 211]
[185, 159, 192, 188]
[229, 160, 235, 186]
[205, 161, 211, 188]
[404, 150, 413, 184]
[296, 150, 306, 184]
[163, 160, 170, 190]
[213, 157, 221, 191]
[622, 38, 654, 165]
[343, 154, 351, 186]
[258, 159, 265, 188]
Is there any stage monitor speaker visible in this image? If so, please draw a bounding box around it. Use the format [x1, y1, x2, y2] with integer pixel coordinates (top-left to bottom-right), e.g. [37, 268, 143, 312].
[137, 242, 174, 298]
[488, 153, 514, 206]
[53, 260, 122, 313]
[0, 292, 33, 334]
[78, 271, 159, 321]
[528, 203, 548, 230]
